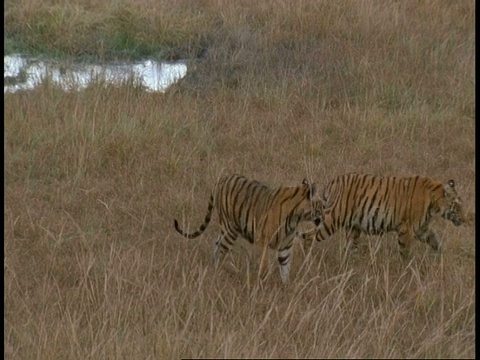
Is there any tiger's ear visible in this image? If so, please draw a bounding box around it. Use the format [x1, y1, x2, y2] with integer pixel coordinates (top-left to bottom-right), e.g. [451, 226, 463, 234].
[302, 178, 309, 186]
[444, 180, 456, 193]
[444, 180, 457, 200]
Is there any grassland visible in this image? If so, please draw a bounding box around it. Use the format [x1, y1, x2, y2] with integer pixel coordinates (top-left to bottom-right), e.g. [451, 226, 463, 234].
[4, 0, 475, 358]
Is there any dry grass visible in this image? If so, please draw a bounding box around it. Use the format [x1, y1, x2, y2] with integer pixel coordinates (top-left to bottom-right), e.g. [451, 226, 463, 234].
[4, 0, 475, 358]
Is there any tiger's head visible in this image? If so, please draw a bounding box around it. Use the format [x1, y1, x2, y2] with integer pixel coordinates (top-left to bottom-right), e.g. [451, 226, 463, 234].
[433, 179, 466, 226]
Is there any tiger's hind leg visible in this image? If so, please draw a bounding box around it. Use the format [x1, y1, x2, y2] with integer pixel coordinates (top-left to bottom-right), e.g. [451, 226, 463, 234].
[213, 230, 238, 269]
[397, 223, 414, 258]
[416, 226, 440, 252]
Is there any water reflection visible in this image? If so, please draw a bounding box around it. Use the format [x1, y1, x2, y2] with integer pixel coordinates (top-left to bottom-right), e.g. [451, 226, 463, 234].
[4, 54, 187, 93]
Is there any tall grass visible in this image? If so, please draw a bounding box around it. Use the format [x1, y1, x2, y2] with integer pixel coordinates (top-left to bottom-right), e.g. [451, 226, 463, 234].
[4, 0, 475, 358]
[4, 0, 214, 60]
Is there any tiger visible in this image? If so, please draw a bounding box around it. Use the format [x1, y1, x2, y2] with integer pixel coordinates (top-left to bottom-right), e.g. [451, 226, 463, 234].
[300, 173, 466, 257]
[173, 174, 322, 283]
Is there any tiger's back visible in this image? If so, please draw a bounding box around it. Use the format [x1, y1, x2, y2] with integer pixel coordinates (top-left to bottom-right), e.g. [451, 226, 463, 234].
[311, 173, 465, 256]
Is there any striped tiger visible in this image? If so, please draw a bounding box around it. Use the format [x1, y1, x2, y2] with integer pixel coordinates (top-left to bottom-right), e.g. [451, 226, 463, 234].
[301, 173, 466, 257]
[173, 174, 322, 283]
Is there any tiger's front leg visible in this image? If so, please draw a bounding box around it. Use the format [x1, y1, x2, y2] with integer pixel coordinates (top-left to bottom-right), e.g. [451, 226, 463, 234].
[416, 226, 440, 251]
[277, 240, 294, 284]
[257, 241, 270, 284]
[297, 227, 316, 256]
[315, 212, 335, 243]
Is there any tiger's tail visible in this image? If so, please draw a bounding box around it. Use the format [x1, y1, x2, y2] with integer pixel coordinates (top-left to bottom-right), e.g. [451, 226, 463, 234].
[173, 194, 214, 239]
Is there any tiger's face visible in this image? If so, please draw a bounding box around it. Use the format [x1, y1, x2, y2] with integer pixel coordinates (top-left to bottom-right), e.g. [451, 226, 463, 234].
[437, 180, 466, 227]
[444, 198, 465, 226]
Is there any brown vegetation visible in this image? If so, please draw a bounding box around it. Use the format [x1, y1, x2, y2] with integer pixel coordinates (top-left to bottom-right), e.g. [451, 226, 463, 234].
[4, 0, 475, 358]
